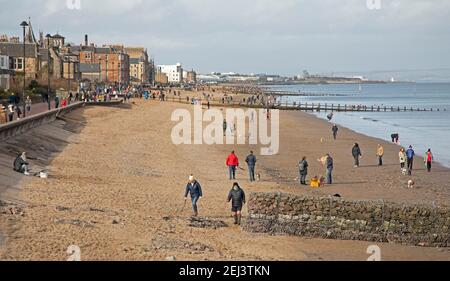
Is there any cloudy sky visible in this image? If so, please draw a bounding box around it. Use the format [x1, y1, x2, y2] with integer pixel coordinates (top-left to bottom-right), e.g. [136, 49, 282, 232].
[1, 0, 449, 75]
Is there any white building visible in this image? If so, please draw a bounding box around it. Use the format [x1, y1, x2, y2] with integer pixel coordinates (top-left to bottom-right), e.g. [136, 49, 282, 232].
[0, 54, 11, 90]
[157, 63, 183, 84]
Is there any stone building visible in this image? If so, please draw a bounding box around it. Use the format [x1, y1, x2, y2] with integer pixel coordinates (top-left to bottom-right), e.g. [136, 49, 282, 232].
[71, 44, 130, 84]
[124, 47, 150, 83]
[155, 72, 169, 85]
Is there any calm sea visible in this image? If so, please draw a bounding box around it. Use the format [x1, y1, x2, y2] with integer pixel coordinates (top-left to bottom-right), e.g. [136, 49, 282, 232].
[268, 83, 450, 168]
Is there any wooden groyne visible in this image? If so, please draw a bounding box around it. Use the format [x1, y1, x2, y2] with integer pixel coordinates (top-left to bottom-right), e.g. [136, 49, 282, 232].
[166, 97, 446, 113]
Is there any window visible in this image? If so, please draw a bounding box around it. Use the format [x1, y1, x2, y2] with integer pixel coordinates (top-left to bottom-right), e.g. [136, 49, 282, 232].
[0, 57, 4, 68]
[14, 58, 23, 70]
[85, 52, 92, 60]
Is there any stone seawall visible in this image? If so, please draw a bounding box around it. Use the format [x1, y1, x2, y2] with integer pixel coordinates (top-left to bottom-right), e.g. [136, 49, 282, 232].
[243, 192, 450, 247]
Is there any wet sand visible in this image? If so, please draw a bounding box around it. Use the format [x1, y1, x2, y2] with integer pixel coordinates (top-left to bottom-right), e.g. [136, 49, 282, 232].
[0, 99, 449, 261]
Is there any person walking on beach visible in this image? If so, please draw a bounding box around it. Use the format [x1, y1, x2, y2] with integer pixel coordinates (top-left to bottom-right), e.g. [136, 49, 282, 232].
[223, 119, 227, 136]
[184, 175, 203, 217]
[299, 156, 309, 185]
[406, 145, 415, 176]
[377, 144, 384, 166]
[332, 124, 339, 140]
[226, 151, 239, 180]
[326, 154, 334, 185]
[352, 143, 362, 168]
[399, 148, 407, 172]
[227, 182, 246, 225]
[245, 151, 257, 182]
[424, 149, 434, 173]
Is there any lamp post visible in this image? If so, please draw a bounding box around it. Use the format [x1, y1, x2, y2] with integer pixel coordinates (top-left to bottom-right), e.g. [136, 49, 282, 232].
[105, 55, 108, 83]
[46, 34, 52, 110]
[20, 21, 28, 118]
[66, 44, 72, 96]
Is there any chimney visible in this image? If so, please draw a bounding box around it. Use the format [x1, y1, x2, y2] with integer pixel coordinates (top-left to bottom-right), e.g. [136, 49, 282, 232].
[85, 34, 88, 46]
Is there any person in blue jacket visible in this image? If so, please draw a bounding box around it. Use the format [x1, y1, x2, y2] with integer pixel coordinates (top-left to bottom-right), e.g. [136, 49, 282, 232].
[184, 175, 203, 217]
[406, 145, 415, 176]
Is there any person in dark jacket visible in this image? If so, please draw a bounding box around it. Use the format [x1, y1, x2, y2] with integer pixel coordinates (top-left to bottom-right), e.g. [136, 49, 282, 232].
[7, 93, 16, 105]
[227, 182, 246, 225]
[13, 152, 30, 176]
[406, 145, 415, 175]
[352, 143, 362, 167]
[54, 95, 60, 109]
[223, 119, 227, 136]
[184, 175, 203, 217]
[326, 154, 334, 185]
[299, 156, 309, 185]
[332, 124, 339, 140]
[245, 151, 257, 182]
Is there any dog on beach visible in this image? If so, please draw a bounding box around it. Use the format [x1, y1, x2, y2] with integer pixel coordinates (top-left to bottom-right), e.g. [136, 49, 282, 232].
[319, 176, 326, 187]
[408, 180, 415, 189]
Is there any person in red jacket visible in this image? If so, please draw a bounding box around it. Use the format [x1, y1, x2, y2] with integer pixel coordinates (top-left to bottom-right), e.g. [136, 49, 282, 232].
[226, 151, 239, 180]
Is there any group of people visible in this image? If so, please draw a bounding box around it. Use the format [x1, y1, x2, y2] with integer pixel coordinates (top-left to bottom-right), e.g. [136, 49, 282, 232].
[181, 150, 255, 224]
[1, 93, 34, 123]
[184, 175, 246, 225]
[398, 146, 434, 175]
[296, 124, 436, 188]
[225, 151, 258, 182]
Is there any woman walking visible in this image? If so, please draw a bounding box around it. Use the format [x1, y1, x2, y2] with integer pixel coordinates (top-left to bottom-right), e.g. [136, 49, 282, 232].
[399, 148, 406, 173]
[424, 149, 434, 173]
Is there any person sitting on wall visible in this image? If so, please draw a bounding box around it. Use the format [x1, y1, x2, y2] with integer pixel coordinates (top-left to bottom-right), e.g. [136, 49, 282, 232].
[13, 152, 31, 176]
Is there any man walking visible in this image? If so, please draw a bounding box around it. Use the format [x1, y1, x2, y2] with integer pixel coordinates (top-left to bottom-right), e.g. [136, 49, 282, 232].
[377, 144, 384, 166]
[223, 119, 227, 136]
[406, 145, 415, 176]
[226, 151, 239, 180]
[245, 151, 257, 182]
[326, 154, 334, 185]
[184, 175, 203, 217]
[299, 156, 309, 185]
[352, 143, 362, 168]
[332, 124, 339, 140]
[227, 182, 246, 225]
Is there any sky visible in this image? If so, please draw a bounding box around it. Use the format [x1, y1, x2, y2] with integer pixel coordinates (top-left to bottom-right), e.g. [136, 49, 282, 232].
[1, 0, 450, 76]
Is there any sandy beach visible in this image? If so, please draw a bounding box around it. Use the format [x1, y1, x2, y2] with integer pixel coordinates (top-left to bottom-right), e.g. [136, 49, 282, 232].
[1, 97, 449, 261]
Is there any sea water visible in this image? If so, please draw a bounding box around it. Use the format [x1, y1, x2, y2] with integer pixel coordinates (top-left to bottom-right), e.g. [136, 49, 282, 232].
[269, 83, 450, 168]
